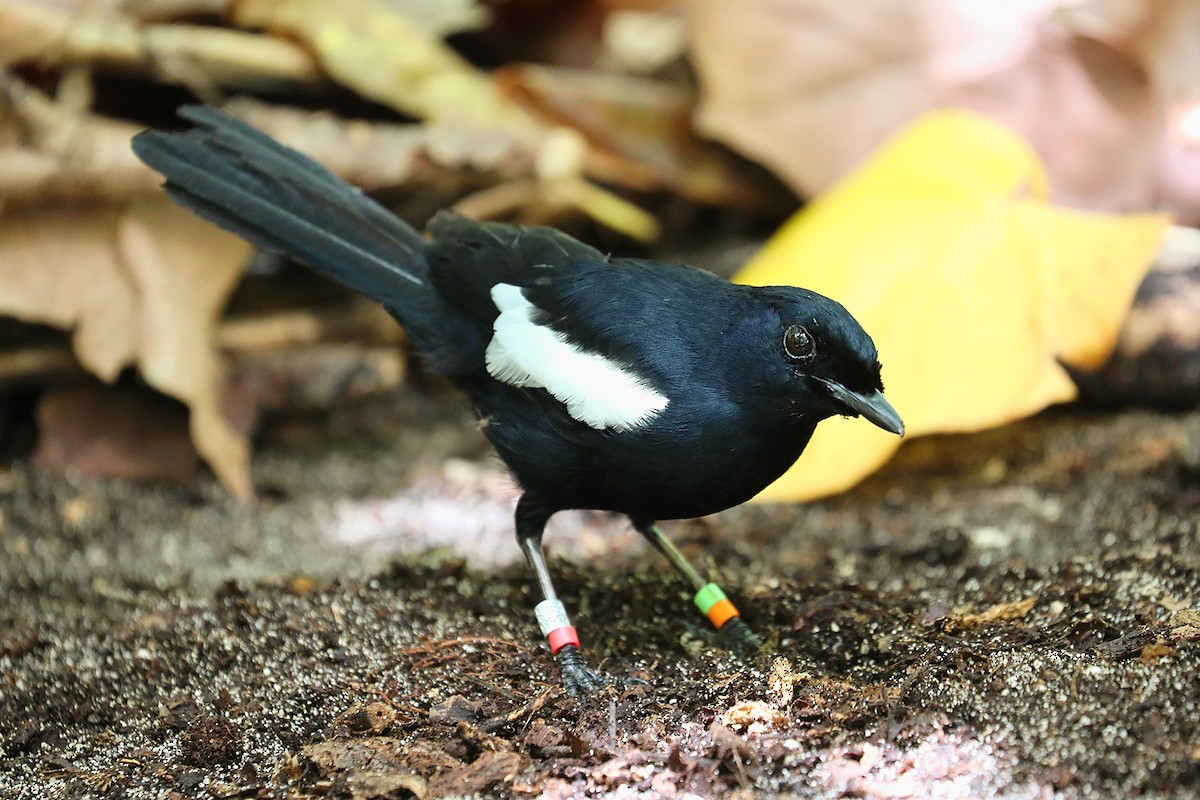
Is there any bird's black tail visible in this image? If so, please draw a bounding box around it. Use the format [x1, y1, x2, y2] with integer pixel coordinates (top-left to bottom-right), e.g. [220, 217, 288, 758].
[132, 106, 464, 362]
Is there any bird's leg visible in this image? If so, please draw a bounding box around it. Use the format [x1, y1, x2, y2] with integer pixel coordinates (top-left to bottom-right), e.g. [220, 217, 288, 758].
[634, 520, 762, 656]
[515, 498, 608, 696]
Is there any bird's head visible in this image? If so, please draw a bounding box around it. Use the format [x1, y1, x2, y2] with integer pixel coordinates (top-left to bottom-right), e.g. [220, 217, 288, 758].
[751, 287, 904, 437]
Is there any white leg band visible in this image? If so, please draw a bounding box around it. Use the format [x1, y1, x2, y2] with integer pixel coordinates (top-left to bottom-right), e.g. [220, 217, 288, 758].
[535, 599, 571, 637]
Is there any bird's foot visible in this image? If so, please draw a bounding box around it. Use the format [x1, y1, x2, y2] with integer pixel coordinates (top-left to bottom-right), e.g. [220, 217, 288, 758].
[557, 646, 607, 696]
[555, 645, 646, 697]
[718, 617, 763, 657]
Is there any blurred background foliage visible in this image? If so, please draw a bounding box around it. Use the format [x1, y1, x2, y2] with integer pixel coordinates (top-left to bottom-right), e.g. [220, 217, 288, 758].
[0, 0, 1196, 499]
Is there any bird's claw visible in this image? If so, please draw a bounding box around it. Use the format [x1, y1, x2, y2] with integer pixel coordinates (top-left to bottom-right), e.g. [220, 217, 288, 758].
[556, 645, 646, 696]
[558, 647, 607, 696]
[718, 617, 763, 657]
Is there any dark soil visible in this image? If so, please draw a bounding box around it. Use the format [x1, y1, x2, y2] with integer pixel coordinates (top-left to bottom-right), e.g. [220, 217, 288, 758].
[1, 389, 1198, 799]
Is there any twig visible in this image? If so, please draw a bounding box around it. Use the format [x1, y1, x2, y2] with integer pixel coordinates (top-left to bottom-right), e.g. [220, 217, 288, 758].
[479, 687, 555, 733]
[608, 696, 617, 749]
[342, 680, 428, 720]
[216, 302, 401, 352]
[460, 674, 524, 702]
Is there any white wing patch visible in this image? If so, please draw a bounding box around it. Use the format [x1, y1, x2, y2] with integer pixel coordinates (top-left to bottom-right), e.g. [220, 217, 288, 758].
[485, 283, 669, 431]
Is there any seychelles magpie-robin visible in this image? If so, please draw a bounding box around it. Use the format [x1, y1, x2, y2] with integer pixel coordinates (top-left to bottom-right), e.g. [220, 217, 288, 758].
[132, 107, 904, 696]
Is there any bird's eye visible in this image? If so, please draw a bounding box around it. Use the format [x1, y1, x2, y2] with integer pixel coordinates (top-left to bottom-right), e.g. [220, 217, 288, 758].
[783, 325, 815, 360]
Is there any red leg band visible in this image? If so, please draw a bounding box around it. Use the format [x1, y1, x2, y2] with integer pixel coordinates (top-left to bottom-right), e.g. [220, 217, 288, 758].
[546, 626, 580, 654]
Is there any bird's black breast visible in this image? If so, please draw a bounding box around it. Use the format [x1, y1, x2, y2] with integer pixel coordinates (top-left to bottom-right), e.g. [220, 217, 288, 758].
[473, 374, 817, 519]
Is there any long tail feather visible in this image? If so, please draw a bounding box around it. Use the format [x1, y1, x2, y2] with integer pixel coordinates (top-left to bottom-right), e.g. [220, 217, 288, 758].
[132, 106, 426, 302]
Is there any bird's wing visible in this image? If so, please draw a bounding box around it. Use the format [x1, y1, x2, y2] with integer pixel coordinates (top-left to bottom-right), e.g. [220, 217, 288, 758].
[522, 257, 730, 374]
[485, 256, 732, 432]
[425, 217, 732, 431]
[424, 211, 605, 327]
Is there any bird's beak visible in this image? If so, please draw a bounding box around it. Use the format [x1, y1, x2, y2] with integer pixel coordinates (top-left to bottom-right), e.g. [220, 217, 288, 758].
[819, 379, 905, 437]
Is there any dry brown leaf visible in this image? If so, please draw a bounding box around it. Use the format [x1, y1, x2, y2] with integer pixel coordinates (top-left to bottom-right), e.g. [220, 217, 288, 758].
[1170, 624, 1200, 642]
[953, 596, 1037, 629]
[1171, 608, 1200, 627]
[767, 657, 795, 707]
[0, 78, 167, 206]
[118, 199, 253, 498]
[0, 206, 138, 379]
[496, 64, 782, 212]
[691, 0, 927, 199]
[231, 0, 531, 135]
[0, 0, 322, 92]
[228, 0, 658, 238]
[222, 98, 497, 194]
[378, 0, 490, 37]
[303, 736, 431, 773]
[691, 0, 1200, 220]
[721, 699, 787, 734]
[0, 199, 252, 497]
[426, 751, 528, 798]
[1, 79, 477, 208]
[1138, 640, 1176, 664]
[350, 771, 428, 799]
[33, 383, 199, 483]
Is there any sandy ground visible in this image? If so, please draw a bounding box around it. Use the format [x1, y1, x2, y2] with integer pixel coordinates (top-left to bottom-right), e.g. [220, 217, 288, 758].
[1, 387, 1198, 799]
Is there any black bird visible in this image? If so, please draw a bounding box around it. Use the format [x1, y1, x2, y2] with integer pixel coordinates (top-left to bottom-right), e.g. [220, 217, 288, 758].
[132, 107, 904, 695]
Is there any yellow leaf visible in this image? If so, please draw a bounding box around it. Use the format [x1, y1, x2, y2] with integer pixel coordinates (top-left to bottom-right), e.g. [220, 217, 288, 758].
[736, 110, 1170, 501]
